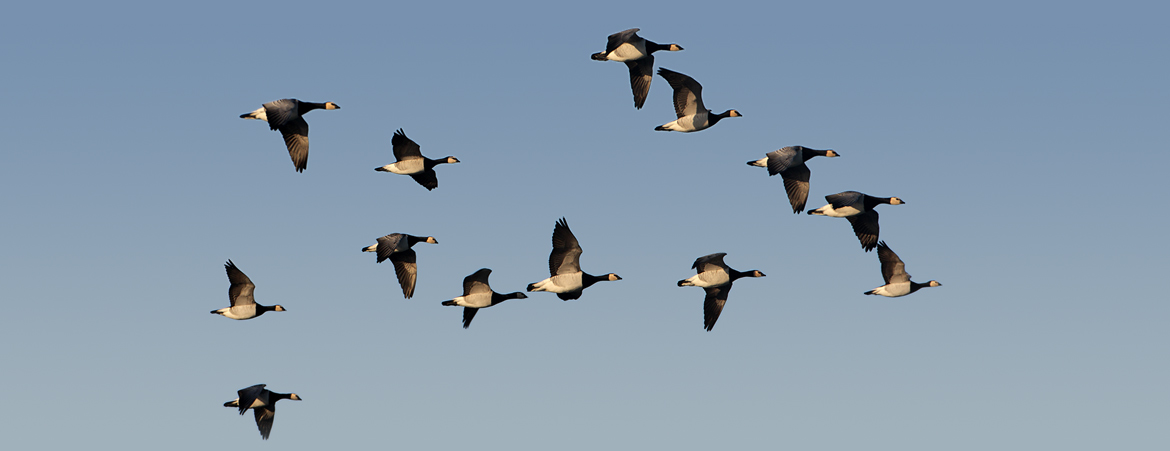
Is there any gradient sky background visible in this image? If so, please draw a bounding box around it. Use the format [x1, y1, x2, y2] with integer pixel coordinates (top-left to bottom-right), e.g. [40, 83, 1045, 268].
[2, 1, 1167, 449]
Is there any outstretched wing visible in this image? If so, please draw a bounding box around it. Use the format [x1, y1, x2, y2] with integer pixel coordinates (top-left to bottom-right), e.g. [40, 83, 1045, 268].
[549, 218, 583, 275]
[225, 260, 256, 307]
[876, 241, 909, 284]
[278, 116, 309, 172]
[703, 284, 732, 331]
[389, 249, 418, 299]
[605, 28, 640, 53]
[254, 407, 276, 440]
[847, 210, 881, 252]
[658, 68, 704, 118]
[461, 307, 478, 329]
[691, 252, 728, 274]
[235, 384, 265, 415]
[391, 129, 423, 161]
[374, 234, 405, 263]
[462, 268, 493, 296]
[410, 168, 439, 191]
[625, 55, 654, 109]
[779, 164, 812, 214]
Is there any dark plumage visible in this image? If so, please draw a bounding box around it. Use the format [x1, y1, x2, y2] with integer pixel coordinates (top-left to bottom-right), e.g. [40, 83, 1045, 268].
[526, 218, 621, 301]
[374, 129, 459, 191]
[808, 191, 905, 252]
[223, 384, 302, 440]
[677, 253, 766, 331]
[240, 99, 339, 172]
[362, 233, 439, 299]
[748, 146, 840, 213]
[441, 268, 528, 329]
[590, 28, 683, 109]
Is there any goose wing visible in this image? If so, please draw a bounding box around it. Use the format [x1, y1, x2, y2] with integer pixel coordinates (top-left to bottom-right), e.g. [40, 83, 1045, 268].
[391, 129, 423, 161]
[658, 68, 704, 118]
[691, 252, 728, 274]
[625, 56, 654, 109]
[278, 116, 309, 172]
[410, 168, 439, 191]
[374, 234, 405, 263]
[876, 242, 909, 284]
[225, 260, 256, 307]
[605, 28, 640, 53]
[253, 406, 276, 440]
[763, 147, 800, 176]
[703, 284, 732, 331]
[389, 249, 418, 299]
[261, 99, 298, 129]
[462, 268, 493, 296]
[549, 218, 583, 275]
[846, 210, 881, 252]
[461, 307, 478, 329]
[779, 163, 812, 213]
[826, 191, 863, 210]
[235, 384, 266, 415]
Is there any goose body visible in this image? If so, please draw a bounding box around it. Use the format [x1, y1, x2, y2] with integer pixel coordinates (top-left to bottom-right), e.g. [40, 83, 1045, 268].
[240, 99, 339, 172]
[654, 68, 740, 132]
[362, 233, 438, 299]
[808, 191, 905, 252]
[375, 129, 459, 191]
[224, 384, 302, 440]
[211, 260, 286, 320]
[442, 268, 528, 329]
[677, 253, 765, 331]
[864, 242, 941, 297]
[748, 146, 840, 213]
[527, 218, 621, 301]
[591, 28, 683, 109]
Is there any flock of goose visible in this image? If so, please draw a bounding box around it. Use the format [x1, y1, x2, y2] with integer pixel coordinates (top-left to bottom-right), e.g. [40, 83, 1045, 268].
[213, 28, 942, 440]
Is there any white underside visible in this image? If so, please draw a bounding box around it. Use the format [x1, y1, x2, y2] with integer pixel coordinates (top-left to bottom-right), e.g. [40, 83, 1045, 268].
[869, 282, 911, 297]
[605, 43, 648, 62]
[679, 270, 729, 288]
[379, 159, 424, 175]
[244, 107, 268, 122]
[215, 305, 257, 320]
[451, 293, 492, 308]
[809, 204, 861, 217]
[529, 272, 583, 293]
[659, 112, 709, 132]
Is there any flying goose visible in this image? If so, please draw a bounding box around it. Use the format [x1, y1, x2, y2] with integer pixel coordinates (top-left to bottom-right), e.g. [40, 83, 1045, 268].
[362, 233, 438, 299]
[748, 146, 840, 213]
[864, 242, 941, 297]
[654, 68, 741, 132]
[224, 384, 302, 440]
[808, 191, 905, 252]
[375, 129, 459, 191]
[591, 28, 683, 109]
[442, 268, 528, 329]
[211, 260, 286, 320]
[678, 253, 765, 331]
[527, 218, 621, 301]
[240, 99, 339, 172]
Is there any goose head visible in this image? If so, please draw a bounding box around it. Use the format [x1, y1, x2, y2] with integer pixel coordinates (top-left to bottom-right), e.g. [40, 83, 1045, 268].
[324, 102, 340, 110]
[273, 305, 287, 312]
[825, 150, 841, 157]
[425, 236, 438, 244]
[889, 197, 906, 205]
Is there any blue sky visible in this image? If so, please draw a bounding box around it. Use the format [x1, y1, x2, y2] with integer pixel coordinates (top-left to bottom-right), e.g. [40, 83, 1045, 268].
[1, 1, 1167, 449]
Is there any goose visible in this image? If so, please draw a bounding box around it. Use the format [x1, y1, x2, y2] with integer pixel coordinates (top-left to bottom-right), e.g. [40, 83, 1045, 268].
[591, 28, 683, 109]
[240, 99, 339, 172]
[362, 233, 438, 299]
[808, 191, 905, 252]
[864, 242, 941, 297]
[375, 129, 459, 191]
[654, 68, 741, 132]
[527, 218, 621, 300]
[224, 384, 302, 440]
[677, 253, 765, 331]
[748, 146, 840, 213]
[442, 268, 528, 329]
[211, 260, 286, 320]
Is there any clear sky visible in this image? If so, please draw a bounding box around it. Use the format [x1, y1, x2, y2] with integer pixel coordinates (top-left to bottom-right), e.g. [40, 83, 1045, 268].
[1, 1, 1167, 449]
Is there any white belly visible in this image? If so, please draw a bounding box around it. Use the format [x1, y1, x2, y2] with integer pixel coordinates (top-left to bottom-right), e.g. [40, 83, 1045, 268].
[453, 292, 492, 308]
[606, 42, 648, 62]
[530, 273, 583, 293]
[682, 270, 729, 288]
[871, 282, 911, 297]
[810, 204, 860, 217]
[220, 304, 257, 320]
[380, 159, 424, 175]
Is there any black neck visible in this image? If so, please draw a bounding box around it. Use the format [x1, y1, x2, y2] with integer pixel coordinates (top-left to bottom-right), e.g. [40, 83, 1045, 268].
[581, 272, 607, 288]
[645, 40, 671, 53]
[801, 147, 830, 162]
[909, 282, 930, 293]
[298, 102, 328, 115]
[491, 292, 524, 305]
[863, 195, 890, 210]
[729, 269, 758, 282]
